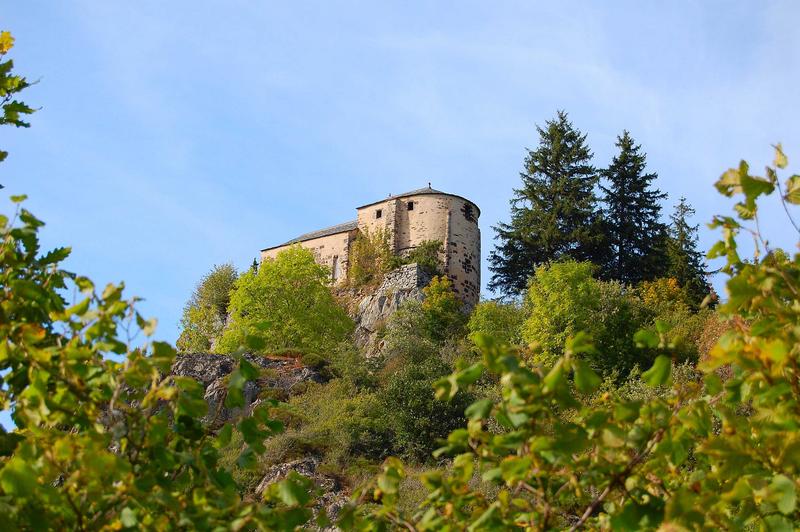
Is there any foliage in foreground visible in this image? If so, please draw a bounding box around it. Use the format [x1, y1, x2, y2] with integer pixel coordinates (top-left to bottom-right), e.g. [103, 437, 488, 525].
[0, 31, 35, 166]
[351, 145, 800, 530]
[0, 198, 319, 530]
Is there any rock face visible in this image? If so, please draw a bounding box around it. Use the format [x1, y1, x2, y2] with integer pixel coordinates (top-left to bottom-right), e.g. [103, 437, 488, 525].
[255, 457, 348, 529]
[171, 352, 323, 427]
[352, 263, 432, 355]
[171, 353, 343, 528]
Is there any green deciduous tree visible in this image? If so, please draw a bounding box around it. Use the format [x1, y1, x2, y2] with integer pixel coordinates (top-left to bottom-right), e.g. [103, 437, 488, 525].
[217, 245, 352, 355]
[177, 263, 238, 352]
[600, 130, 668, 283]
[378, 356, 472, 463]
[665, 197, 712, 308]
[420, 275, 466, 343]
[467, 300, 526, 347]
[521, 260, 650, 376]
[489, 111, 604, 296]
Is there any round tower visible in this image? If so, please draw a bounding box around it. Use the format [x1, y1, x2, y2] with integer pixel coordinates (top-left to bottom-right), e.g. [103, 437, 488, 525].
[356, 187, 481, 307]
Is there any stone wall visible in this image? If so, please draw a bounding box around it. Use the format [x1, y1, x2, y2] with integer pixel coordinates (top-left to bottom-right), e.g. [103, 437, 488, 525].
[355, 192, 480, 307]
[442, 195, 481, 308]
[260, 190, 481, 304]
[260, 229, 357, 285]
[352, 263, 433, 354]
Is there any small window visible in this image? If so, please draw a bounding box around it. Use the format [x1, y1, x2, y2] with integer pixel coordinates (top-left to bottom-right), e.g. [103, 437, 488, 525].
[376, 209, 382, 219]
[407, 201, 414, 211]
[462, 203, 475, 222]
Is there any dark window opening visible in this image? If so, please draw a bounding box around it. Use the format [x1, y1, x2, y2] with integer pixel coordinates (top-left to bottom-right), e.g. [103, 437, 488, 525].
[376, 209, 382, 219]
[462, 203, 475, 222]
[407, 201, 414, 211]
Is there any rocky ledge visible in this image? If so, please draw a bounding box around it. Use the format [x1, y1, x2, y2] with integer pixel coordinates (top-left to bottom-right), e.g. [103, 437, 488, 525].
[171, 352, 323, 426]
[170, 352, 344, 528]
[352, 263, 432, 354]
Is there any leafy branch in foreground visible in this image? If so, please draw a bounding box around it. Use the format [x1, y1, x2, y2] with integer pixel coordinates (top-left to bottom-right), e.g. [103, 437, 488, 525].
[0, 197, 318, 530]
[0, 31, 35, 166]
[351, 145, 800, 530]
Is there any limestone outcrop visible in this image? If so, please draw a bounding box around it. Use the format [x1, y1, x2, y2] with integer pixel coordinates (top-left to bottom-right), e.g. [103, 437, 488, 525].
[170, 354, 343, 528]
[170, 352, 322, 427]
[255, 457, 347, 529]
[351, 263, 432, 355]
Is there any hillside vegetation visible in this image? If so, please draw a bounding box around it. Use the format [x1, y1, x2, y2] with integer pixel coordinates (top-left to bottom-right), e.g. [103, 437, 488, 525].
[3, 30, 800, 530]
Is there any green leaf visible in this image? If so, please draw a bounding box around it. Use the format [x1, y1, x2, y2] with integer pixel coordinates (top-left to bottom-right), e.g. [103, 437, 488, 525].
[573, 359, 601, 393]
[237, 446, 258, 470]
[774, 143, 788, 169]
[565, 331, 596, 355]
[465, 398, 493, 421]
[0, 432, 24, 456]
[214, 423, 233, 448]
[543, 359, 565, 392]
[458, 362, 484, 386]
[120, 507, 137, 528]
[37, 246, 70, 265]
[769, 474, 796, 515]
[0, 457, 37, 496]
[245, 334, 267, 351]
[634, 329, 659, 349]
[275, 471, 312, 506]
[642, 355, 672, 387]
[785, 175, 800, 205]
[610, 500, 663, 530]
[500, 455, 531, 482]
[762, 515, 793, 532]
[239, 356, 260, 381]
[238, 417, 266, 453]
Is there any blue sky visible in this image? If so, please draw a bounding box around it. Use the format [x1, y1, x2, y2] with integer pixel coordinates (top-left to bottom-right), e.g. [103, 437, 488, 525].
[3, 0, 800, 349]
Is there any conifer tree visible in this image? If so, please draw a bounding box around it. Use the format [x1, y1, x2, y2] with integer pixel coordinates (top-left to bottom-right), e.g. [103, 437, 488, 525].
[489, 111, 603, 296]
[665, 197, 711, 307]
[599, 131, 668, 283]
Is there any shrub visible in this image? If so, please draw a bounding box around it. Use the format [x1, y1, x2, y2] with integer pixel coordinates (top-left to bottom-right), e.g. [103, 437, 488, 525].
[176, 263, 238, 352]
[381, 300, 439, 365]
[421, 276, 467, 343]
[216, 245, 353, 355]
[467, 300, 526, 347]
[262, 380, 391, 474]
[522, 260, 650, 376]
[404, 240, 444, 275]
[347, 227, 394, 287]
[377, 356, 472, 463]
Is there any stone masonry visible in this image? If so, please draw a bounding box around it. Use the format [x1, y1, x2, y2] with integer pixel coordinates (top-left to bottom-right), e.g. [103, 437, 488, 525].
[260, 186, 481, 307]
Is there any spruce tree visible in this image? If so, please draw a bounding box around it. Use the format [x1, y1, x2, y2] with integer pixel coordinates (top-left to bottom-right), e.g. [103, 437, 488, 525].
[489, 111, 603, 296]
[665, 197, 712, 307]
[599, 131, 668, 283]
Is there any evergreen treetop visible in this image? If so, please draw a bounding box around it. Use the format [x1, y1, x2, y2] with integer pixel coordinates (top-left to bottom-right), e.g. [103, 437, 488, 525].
[666, 197, 712, 307]
[489, 111, 603, 296]
[599, 130, 668, 283]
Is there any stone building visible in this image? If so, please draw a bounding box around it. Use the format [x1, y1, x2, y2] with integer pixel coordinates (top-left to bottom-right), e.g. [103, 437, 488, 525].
[260, 186, 481, 307]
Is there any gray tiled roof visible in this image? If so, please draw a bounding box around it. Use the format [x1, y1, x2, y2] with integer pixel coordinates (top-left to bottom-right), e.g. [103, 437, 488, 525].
[263, 219, 358, 250]
[356, 186, 479, 214]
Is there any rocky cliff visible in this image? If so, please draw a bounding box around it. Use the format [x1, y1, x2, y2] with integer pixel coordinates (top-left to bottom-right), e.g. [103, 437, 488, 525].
[350, 263, 432, 355]
[169, 352, 346, 525]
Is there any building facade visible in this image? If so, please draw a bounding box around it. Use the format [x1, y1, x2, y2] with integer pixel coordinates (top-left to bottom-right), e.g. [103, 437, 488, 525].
[260, 186, 481, 307]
